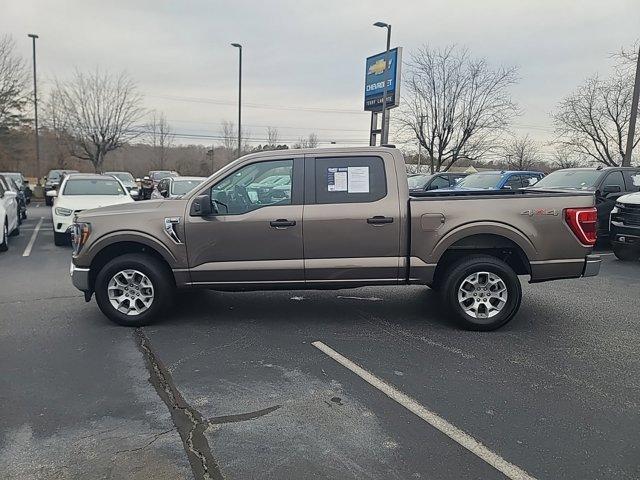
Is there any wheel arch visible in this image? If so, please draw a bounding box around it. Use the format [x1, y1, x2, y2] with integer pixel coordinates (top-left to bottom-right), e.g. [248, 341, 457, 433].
[431, 226, 534, 287]
[88, 240, 176, 292]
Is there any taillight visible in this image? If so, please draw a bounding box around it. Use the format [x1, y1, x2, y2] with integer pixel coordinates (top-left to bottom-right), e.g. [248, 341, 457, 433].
[565, 207, 597, 246]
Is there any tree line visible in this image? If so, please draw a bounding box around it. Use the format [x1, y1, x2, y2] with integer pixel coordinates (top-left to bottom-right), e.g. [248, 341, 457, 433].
[0, 33, 638, 178]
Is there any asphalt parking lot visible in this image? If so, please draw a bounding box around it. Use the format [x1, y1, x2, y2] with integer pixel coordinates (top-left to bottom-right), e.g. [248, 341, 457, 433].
[1, 204, 639, 480]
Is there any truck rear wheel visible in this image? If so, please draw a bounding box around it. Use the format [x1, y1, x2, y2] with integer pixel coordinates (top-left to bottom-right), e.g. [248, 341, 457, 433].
[613, 245, 639, 262]
[95, 253, 174, 327]
[440, 255, 522, 331]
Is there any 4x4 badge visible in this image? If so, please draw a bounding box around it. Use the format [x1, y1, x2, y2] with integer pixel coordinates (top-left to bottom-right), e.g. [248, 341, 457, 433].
[521, 209, 559, 216]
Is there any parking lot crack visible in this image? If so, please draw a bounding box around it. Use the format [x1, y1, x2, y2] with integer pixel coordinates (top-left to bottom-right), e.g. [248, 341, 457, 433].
[207, 404, 281, 426]
[135, 328, 223, 480]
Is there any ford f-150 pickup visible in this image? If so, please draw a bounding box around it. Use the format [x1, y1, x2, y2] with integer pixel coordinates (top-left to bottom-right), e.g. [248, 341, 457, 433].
[69, 147, 601, 330]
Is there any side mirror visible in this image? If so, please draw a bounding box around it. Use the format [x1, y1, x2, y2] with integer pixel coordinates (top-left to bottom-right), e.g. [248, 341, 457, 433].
[135, 178, 141, 183]
[603, 184, 621, 196]
[24, 179, 29, 185]
[46, 190, 58, 198]
[190, 193, 213, 216]
[502, 185, 512, 190]
[129, 189, 139, 198]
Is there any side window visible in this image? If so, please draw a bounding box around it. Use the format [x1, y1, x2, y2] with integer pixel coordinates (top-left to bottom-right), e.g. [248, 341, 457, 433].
[504, 175, 522, 189]
[450, 175, 465, 186]
[314, 156, 386, 204]
[0, 181, 4, 196]
[624, 170, 640, 192]
[521, 174, 540, 187]
[603, 171, 625, 191]
[211, 159, 293, 215]
[428, 175, 450, 190]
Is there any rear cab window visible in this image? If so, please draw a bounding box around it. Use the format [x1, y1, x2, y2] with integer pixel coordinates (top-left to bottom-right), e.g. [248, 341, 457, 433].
[313, 156, 387, 204]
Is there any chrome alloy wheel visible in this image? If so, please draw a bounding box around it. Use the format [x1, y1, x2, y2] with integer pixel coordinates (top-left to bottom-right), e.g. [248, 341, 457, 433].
[457, 271, 508, 319]
[107, 269, 154, 316]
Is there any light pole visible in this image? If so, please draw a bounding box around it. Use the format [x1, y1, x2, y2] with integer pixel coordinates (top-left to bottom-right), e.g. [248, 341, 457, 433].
[231, 43, 242, 159]
[27, 33, 40, 184]
[623, 45, 640, 166]
[373, 21, 391, 145]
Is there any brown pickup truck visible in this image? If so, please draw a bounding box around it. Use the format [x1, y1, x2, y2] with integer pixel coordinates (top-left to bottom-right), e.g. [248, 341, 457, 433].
[70, 147, 600, 330]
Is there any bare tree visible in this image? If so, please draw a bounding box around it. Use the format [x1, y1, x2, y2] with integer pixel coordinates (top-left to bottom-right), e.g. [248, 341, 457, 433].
[397, 45, 518, 173]
[503, 134, 540, 170]
[52, 69, 145, 172]
[266, 126, 280, 147]
[42, 89, 73, 168]
[0, 35, 29, 131]
[549, 145, 589, 169]
[146, 111, 174, 170]
[552, 54, 639, 167]
[220, 120, 237, 151]
[293, 132, 319, 149]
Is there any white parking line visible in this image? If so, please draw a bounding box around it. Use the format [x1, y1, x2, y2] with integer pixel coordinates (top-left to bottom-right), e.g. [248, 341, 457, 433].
[22, 217, 44, 257]
[312, 341, 537, 480]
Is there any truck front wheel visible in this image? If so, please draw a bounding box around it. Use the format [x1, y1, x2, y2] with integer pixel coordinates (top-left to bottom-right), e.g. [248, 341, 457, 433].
[440, 255, 522, 331]
[95, 253, 174, 327]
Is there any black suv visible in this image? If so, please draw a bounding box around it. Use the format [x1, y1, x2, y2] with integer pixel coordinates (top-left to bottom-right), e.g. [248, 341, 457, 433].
[44, 169, 79, 206]
[531, 166, 640, 239]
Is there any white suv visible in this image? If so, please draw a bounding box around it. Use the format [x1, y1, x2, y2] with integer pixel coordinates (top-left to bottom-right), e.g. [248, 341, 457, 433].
[0, 176, 20, 252]
[50, 173, 135, 246]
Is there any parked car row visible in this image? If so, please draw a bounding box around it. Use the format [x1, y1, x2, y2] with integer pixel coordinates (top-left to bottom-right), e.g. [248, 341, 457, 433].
[0, 174, 22, 251]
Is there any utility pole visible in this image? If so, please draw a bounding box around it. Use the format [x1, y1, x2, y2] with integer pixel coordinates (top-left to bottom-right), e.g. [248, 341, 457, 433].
[623, 45, 640, 167]
[28, 34, 40, 184]
[373, 22, 392, 145]
[231, 43, 242, 159]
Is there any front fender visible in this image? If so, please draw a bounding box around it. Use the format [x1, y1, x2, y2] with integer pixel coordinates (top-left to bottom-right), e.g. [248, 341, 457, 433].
[80, 230, 179, 268]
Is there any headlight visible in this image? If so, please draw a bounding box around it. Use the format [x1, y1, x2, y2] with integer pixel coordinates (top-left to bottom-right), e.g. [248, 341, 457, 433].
[55, 207, 73, 216]
[71, 222, 91, 256]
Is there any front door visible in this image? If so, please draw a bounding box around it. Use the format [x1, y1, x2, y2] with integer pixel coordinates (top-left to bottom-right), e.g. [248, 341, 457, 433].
[185, 157, 304, 285]
[302, 153, 401, 284]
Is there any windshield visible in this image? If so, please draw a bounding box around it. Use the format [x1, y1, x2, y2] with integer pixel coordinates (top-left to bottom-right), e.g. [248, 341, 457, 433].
[457, 173, 504, 189]
[152, 171, 176, 181]
[108, 172, 134, 183]
[63, 179, 125, 196]
[171, 179, 205, 196]
[408, 174, 432, 189]
[533, 170, 601, 190]
[1, 173, 23, 186]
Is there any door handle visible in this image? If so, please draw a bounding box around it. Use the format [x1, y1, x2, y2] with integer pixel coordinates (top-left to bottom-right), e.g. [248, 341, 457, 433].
[367, 216, 394, 225]
[270, 219, 296, 229]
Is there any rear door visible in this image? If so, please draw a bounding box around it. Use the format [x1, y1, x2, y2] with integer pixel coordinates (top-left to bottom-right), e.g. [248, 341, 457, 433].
[185, 157, 305, 285]
[302, 152, 401, 284]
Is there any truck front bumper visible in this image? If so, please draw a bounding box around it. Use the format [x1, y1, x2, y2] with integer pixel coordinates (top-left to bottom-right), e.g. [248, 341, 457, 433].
[582, 254, 601, 277]
[70, 261, 90, 293]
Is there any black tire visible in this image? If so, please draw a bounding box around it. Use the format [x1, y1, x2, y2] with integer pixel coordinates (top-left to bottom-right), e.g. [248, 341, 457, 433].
[45, 196, 52, 207]
[95, 253, 174, 327]
[17, 208, 22, 225]
[21, 209, 27, 220]
[613, 245, 639, 262]
[53, 231, 68, 246]
[0, 220, 8, 252]
[440, 255, 522, 331]
[9, 225, 19, 237]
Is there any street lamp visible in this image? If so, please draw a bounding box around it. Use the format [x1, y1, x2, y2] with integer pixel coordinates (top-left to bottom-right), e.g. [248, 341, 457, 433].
[373, 21, 391, 145]
[27, 33, 40, 184]
[231, 43, 242, 159]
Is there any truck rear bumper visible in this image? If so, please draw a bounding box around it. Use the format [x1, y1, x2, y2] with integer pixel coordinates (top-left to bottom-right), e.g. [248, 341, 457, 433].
[529, 255, 600, 282]
[582, 254, 601, 277]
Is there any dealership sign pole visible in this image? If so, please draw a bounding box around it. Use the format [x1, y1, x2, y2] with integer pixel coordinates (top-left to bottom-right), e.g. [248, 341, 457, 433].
[365, 46, 402, 146]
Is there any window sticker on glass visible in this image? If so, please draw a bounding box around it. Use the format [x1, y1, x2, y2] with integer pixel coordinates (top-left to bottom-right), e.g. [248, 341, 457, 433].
[347, 166, 370, 193]
[327, 167, 348, 192]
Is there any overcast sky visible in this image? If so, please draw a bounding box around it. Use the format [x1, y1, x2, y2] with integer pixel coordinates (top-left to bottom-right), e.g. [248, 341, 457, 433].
[3, 0, 639, 159]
